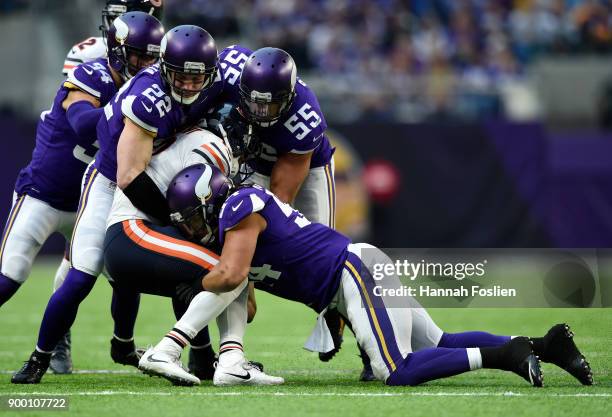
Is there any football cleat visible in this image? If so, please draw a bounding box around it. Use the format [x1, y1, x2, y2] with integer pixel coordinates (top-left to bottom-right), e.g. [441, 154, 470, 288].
[187, 347, 216, 380]
[319, 308, 345, 362]
[138, 347, 200, 386]
[49, 331, 73, 374]
[11, 351, 50, 384]
[110, 338, 145, 368]
[213, 360, 284, 386]
[536, 323, 593, 385]
[505, 337, 543, 387]
[248, 360, 265, 372]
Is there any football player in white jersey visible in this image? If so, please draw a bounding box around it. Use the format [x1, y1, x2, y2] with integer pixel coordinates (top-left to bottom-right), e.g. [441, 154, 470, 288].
[62, 1, 164, 76]
[103, 127, 279, 385]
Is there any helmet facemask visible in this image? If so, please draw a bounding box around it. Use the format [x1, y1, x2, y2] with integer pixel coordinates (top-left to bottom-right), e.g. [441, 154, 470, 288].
[238, 87, 295, 127]
[170, 202, 218, 245]
[101, 4, 127, 35]
[112, 44, 160, 81]
[161, 62, 217, 105]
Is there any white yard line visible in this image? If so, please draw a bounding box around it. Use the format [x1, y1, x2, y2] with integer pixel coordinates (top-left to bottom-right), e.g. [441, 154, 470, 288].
[1, 391, 610, 398]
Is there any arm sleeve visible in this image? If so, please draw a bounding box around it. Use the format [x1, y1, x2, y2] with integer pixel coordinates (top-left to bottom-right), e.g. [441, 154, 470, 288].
[122, 171, 171, 225]
[65, 101, 104, 140]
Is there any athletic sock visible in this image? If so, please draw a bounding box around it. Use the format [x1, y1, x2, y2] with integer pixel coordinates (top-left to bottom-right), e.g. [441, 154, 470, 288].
[111, 288, 140, 340]
[164, 327, 192, 350]
[0, 274, 20, 307]
[438, 331, 511, 348]
[218, 341, 245, 367]
[530, 336, 545, 358]
[37, 269, 97, 352]
[386, 347, 472, 386]
[191, 327, 212, 350]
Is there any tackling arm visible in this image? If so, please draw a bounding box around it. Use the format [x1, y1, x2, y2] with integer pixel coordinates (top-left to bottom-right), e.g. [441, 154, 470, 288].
[270, 151, 312, 204]
[62, 90, 103, 140]
[201, 213, 266, 293]
[117, 118, 171, 224]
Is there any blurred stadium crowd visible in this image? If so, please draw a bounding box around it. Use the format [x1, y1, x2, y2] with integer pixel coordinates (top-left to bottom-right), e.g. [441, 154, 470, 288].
[164, 0, 612, 121]
[2, 0, 612, 122]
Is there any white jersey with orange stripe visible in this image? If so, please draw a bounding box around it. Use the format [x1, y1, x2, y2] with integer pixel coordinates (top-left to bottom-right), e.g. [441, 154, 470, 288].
[63, 36, 107, 76]
[106, 128, 234, 228]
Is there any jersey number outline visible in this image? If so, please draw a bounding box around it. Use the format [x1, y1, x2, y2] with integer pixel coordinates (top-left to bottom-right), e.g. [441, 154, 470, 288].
[142, 83, 172, 117]
[75, 37, 97, 51]
[73, 140, 100, 164]
[284, 103, 321, 140]
[220, 49, 249, 86]
[248, 264, 281, 282]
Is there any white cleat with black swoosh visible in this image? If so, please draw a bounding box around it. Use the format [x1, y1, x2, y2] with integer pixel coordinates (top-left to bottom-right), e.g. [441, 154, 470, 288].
[138, 347, 201, 386]
[213, 360, 284, 386]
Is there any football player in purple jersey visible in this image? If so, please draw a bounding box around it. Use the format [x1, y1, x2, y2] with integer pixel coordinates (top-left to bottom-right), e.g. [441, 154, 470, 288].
[214, 46, 372, 378]
[62, 0, 164, 76]
[140, 164, 593, 387]
[99, 25, 227, 376]
[10, 12, 164, 384]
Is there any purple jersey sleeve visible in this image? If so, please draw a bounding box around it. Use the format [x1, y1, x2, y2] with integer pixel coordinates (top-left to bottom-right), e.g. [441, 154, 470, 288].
[274, 79, 327, 154]
[218, 186, 271, 241]
[120, 77, 170, 136]
[65, 59, 116, 101]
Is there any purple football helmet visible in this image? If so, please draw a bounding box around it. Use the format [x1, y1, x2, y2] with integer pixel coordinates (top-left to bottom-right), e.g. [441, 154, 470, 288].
[167, 164, 233, 245]
[239, 47, 297, 126]
[160, 25, 218, 105]
[101, 0, 164, 32]
[106, 11, 164, 81]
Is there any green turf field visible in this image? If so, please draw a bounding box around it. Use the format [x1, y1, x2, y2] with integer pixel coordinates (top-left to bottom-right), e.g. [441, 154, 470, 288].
[0, 260, 610, 417]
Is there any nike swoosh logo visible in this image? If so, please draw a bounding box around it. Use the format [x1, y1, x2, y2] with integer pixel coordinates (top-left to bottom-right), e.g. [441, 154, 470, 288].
[226, 371, 251, 380]
[232, 201, 243, 212]
[83, 66, 94, 75]
[142, 102, 153, 113]
[147, 354, 168, 364]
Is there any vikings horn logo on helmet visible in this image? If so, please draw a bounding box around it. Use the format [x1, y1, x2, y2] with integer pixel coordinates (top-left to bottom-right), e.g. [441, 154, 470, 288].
[114, 16, 130, 44]
[194, 164, 213, 202]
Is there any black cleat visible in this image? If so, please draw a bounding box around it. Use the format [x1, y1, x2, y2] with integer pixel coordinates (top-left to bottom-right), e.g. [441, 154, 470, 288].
[248, 360, 264, 372]
[319, 308, 345, 362]
[506, 337, 544, 387]
[49, 331, 72, 374]
[12, 351, 50, 384]
[536, 323, 593, 385]
[358, 346, 376, 382]
[110, 338, 145, 368]
[187, 347, 216, 380]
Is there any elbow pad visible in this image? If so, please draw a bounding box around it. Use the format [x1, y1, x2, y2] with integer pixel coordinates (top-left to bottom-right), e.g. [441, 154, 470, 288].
[122, 171, 171, 225]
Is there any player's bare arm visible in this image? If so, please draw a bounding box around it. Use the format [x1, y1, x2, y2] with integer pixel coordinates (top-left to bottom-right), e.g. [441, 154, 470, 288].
[61, 90, 100, 110]
[270, 151, 312, 204]
[202, 213, 266, 293]
[117, 117, 171, 223]
[116, 118, 154, 190]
